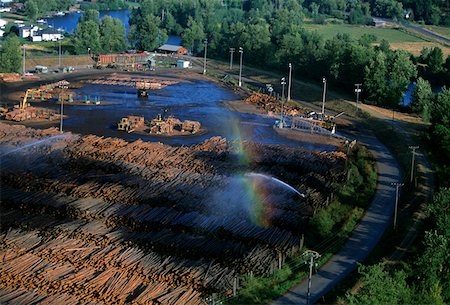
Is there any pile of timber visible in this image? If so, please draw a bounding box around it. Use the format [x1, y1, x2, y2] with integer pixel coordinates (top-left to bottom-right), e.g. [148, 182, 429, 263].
[87, 76, 178, 89]
[5, 107, 58, 122]
[0, 123, 60, 146]
[0, 73, 21, 82]
[243, 93, 306, 116]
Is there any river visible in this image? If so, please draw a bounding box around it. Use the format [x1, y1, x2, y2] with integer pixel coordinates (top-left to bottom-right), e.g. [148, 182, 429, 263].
[45, 9, 181, 45]
[45, 10, 130, 33]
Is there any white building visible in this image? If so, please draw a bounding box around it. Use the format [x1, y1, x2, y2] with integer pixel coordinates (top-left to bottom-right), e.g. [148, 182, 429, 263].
[0, 18, 7, 28]
[39, 27, 63, 41]
[19, 25, 38, 38]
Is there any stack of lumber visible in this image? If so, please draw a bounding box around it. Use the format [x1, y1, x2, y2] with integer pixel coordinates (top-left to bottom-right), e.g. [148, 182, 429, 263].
[243, 93, 306, 116]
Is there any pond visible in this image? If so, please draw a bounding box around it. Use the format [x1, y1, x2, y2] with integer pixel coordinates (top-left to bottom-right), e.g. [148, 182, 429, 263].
[57, 79, 335, 151]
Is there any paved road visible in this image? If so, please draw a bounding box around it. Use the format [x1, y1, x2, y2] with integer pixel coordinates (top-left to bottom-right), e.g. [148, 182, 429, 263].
[374, 17, 450, 45]
[271, 131, 401, 304]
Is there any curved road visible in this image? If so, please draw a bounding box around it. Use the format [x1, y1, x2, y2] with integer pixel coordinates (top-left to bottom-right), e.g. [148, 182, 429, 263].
[271, 130, 401, 304]
[374, 17, 450, 45]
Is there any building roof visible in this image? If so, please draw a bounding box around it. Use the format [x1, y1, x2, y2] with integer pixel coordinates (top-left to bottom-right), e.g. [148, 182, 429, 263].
[41, 27, 61, 35]
[158, 44, 183, 52]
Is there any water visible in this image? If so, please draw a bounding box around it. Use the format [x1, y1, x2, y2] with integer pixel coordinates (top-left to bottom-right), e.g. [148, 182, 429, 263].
[245, 173, 306, 197]
[45, 10, 130, 34]
[0, 134, 69, 157]
[59, 80, 336, 150]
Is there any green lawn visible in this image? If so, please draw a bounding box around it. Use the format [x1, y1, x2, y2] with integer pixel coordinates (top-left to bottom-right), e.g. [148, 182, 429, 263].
[304, 23, 427, 43]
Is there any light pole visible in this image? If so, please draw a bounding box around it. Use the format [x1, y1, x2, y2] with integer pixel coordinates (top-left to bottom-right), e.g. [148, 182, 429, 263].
[287, 63, 292, 102]
[280, 77, 286, 128]
[87, 47, 91, 56]
[59, 39, 62, 68]
[22, 44, 27, 75]
[59, 84, 68, 133]
[303, 250, 321, 305]
[354, 83, 362, 111]
[409, 146, 419, 184]
[203, 39, 208, 75]
[321, 77, 327, 116]
[229, 47, 235, 70]
[391, 182, 404, 230]
[238, 47, 243, 87]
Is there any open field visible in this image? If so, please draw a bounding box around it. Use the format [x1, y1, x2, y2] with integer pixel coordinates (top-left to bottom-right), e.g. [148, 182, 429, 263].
[303, 23, 428, 43]
[389, 41, 450, 56]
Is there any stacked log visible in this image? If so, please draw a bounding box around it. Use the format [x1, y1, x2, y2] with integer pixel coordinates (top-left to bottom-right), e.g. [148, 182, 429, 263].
[243, 93, 306, 116]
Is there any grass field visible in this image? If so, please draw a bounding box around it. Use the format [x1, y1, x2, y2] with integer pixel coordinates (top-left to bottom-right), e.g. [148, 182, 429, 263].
[304, 23, 428, 43]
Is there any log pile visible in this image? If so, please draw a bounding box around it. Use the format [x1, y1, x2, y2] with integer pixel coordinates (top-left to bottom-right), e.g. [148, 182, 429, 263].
[86, 76, 178, 89]
[243, 93, 306, 116]
[0, 123, 349, 303]
[0, 73, 21, 82]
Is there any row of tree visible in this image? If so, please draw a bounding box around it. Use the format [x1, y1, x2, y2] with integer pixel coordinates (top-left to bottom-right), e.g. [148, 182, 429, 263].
[21, 0, 75, 20]
[345, 188, 449, 304]
[72, 10, 127, 55]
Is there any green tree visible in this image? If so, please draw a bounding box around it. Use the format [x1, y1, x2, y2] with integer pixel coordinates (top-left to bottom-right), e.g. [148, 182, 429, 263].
[25, 0, 39, 20]
[129, 14, 167, 51]
[411, 77, 433, 121]
[100, 16, 127, 53]
[364, 51, 388, 104]
[0, 34, 22, 73]
[181, 16, 205, 53]
[80, 9, 100, 24]
[386, 50, 417, 106]
[430, 88, 450, 184]
[73, 20, 101, 54]
[345, 264, 413, 305]
[421, 47, 444, 74]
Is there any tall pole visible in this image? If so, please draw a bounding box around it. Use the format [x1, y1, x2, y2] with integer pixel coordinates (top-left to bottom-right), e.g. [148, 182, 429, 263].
[409, 146, 419, 184]
[203, 39, 208, 75]
[391, 182, 404, 230]
[287, 63, 292, 102]
[281, 77, 286, 128]
[22, 44, 26, 75]
[303, 250, 320, 305]
[60, 91, 64, 133]
[355, 83, 362, 111]
[321, 77, 327, 116]
[59, 39, 62, 68]
[229, 47, 235, 70]
[238, 47, 243, 87]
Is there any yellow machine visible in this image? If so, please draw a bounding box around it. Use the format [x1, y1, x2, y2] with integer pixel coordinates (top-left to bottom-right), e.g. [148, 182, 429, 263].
[20, 89, 31, 109]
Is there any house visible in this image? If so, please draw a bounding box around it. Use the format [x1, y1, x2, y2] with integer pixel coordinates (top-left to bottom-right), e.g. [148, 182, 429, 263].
[0, 18, 7, 27]
[19, 25, 38, 38]
[39, 27, 63, 41]
[157, 44, 188, 55]
[176, 60, 191, 68]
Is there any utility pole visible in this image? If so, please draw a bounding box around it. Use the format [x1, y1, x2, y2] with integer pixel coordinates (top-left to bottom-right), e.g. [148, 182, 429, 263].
[59, 84, 68, 133]
[229, 47, 235, 70]
[391, 182, 404, 230]
[321, 77, 327, 116]
[280, 77, 286, 128]
[59, 39, 62, 68]
[203, 39, 208, 75]
[22, 44, 27, 75]
[409, 146, 419, 184]
[238, 47, 243, 87]
[354, 83, 362, 111]
[287, 63, 292, 102]
[303, 250, 321, 305]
